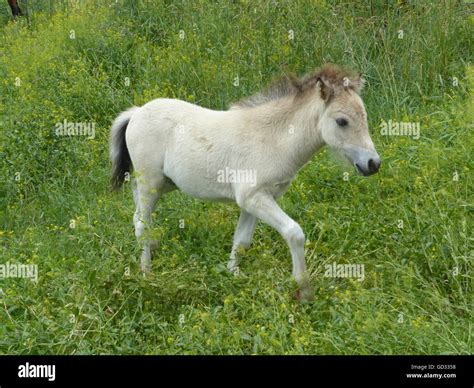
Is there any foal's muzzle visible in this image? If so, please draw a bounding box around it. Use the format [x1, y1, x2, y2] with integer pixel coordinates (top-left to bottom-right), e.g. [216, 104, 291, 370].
[355, 157, 381, 176]
[341, 145, 381, 177]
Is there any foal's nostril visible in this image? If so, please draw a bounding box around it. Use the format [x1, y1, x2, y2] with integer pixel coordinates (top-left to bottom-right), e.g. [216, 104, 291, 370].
[368, 158, 381, 174]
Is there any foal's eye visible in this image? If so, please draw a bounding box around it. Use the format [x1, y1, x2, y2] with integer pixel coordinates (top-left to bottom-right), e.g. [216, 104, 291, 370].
[336, 118, 348, 127]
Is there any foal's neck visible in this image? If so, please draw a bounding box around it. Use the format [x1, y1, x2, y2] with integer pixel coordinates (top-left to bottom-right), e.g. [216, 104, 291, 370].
[254, 96, 325, 171]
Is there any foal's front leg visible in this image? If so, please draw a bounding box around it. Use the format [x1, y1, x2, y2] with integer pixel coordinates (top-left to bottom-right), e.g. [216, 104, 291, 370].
[228, 210, 257, 274]
[238, 192, 313, 302]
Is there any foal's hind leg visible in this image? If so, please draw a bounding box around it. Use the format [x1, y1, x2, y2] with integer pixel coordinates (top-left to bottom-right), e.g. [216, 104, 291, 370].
[133, 179, 158, 252]
[228, 210, 257, 274]
[133, 176, 163, 273]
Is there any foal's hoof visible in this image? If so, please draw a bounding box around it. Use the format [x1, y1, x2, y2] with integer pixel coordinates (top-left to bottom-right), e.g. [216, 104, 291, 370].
[140, 259, 152, 274]
[293, 287, 314, 303]
[228, 265, 242, 277]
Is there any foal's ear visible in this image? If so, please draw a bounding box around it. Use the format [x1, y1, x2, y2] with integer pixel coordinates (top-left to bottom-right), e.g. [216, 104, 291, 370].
[315, 77, 333, 103]
[350, 73, 366, 93]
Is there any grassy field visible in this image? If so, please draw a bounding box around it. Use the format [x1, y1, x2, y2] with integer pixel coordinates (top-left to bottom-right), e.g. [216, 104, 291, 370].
[0, 0, 472, 354]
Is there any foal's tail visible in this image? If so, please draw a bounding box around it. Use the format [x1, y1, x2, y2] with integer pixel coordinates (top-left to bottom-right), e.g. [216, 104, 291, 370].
[109, 107, 138, 191]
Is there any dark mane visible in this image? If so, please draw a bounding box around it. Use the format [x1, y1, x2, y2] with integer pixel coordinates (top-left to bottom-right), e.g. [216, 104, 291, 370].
[230, 64, 362, 109]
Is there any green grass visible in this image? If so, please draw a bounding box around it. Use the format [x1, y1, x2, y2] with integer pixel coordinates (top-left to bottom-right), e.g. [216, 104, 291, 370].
[0, 0, 472, 354]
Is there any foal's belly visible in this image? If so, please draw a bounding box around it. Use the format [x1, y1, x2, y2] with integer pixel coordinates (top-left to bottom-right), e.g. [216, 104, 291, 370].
[163, 159, 236, 202]
[168, 178, 236, 203]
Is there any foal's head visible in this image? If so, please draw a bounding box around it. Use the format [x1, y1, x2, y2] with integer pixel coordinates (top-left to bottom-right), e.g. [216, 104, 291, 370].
[232, 64, 381, 176]
[308, 65, 381, 176]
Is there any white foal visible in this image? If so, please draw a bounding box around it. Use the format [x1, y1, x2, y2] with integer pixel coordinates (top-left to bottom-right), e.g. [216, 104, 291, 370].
[109, 64, 381, 302]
